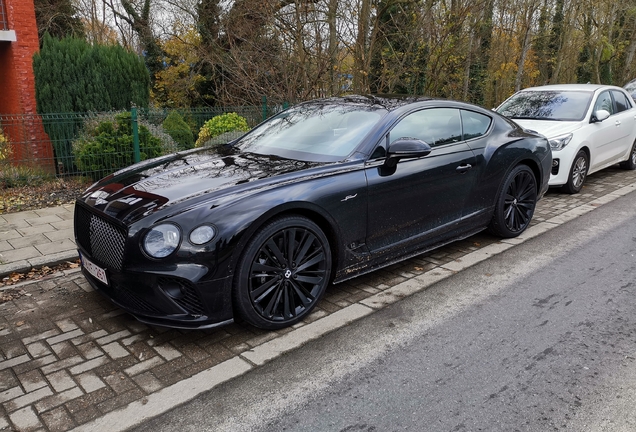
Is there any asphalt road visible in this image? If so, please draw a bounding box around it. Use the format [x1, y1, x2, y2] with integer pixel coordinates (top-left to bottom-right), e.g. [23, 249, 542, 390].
[133, 191, 636, 432]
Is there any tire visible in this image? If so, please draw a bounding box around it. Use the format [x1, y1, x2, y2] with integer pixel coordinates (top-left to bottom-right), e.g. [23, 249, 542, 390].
[560, 150, 588, 194]
[620, 141, 636, 170]
[488, 164, 537, 238]
[233, 215, 332, 330]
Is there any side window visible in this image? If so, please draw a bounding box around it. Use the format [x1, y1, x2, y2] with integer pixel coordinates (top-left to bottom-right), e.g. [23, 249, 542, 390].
[594, 91, 615, 115]
[389, 108, 462, 147]
[611, 90, 632, 113]
[461, 110, 492, 140]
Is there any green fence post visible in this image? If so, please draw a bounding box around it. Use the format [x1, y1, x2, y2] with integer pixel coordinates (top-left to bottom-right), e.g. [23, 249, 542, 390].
[262, 96, 267, 121]
[131, 107, 140, 163]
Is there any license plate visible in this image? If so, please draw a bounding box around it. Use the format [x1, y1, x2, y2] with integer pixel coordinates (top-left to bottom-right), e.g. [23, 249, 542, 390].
[80, 253, 109, 286]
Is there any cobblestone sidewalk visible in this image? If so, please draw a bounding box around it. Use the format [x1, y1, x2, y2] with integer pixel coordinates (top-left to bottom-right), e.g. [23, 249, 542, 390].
[1, 166, 636, 432]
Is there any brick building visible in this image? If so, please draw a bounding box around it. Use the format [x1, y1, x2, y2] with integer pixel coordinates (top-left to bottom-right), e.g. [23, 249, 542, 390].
[0, 0, 54, 170]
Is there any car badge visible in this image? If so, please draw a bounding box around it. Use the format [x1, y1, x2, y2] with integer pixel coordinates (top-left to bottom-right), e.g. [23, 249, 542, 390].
[341, 193, 358, 202]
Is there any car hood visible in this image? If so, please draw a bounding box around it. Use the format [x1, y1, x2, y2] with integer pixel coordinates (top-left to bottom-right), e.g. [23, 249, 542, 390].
[78, 147, 325, 224]
[510, 119, 582, 138]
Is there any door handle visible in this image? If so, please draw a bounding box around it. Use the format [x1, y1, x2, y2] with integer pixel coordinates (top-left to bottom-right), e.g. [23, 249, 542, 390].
[456, 164, 472, 174]
[615, 120, 622, 126]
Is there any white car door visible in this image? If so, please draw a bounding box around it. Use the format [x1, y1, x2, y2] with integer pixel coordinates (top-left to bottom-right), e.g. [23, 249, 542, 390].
[609, 90, 636, 162]
[588, 90, 631, 171]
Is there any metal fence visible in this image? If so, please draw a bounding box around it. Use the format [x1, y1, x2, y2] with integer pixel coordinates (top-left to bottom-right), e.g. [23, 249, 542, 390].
[0, 0, 7, 31]
[0, 104, 283, 184]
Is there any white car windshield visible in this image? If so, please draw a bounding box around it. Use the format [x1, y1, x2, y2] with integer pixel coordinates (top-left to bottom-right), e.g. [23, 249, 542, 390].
[236, 104, 386, 162]
[498, 90, 593, 121]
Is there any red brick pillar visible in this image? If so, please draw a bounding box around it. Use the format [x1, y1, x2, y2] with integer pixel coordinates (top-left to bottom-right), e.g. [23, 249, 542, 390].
[0, 0, 55, 172]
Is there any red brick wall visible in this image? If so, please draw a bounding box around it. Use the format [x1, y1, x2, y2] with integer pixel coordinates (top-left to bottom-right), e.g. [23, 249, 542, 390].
[0, 0, 54, 170]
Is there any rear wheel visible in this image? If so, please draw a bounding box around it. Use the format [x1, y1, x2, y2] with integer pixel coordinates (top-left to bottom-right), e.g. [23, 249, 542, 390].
[620, 141, 636, 170]
[233, 215, 332, 330]
[560, 150, 588, 194]
[488, 164, 537, 238]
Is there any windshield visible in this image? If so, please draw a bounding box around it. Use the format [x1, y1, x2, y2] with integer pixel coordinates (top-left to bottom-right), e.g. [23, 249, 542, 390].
[497, 90, 593, 121]
[235, 103, 386, 162]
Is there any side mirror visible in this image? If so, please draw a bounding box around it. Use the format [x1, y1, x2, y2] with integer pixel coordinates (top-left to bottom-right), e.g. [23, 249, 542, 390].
[387, 138, 432, 161]
[591, 109, 610, 123]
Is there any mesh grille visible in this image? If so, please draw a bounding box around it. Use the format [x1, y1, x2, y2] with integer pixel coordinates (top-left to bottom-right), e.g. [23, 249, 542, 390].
[158, 277, 205, 315]
[75, 204, 127, 271]
[114, 283, 161, 314]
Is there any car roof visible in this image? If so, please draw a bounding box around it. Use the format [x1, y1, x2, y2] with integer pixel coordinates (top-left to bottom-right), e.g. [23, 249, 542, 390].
[300, 94, 434, 111]
[519, 83, 622, 92]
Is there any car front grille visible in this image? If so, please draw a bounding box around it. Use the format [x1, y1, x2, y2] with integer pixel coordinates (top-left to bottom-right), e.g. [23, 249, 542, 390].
[75, 204, 127, 271]
[113, 282, 161, 315]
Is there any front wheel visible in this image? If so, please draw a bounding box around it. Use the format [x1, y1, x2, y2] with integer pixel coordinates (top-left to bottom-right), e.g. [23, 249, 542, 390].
[620, 141, 636, 170]
[488, 164, 537, 238]
[560, 150, 588, 194]
[233, 215, 332, 330]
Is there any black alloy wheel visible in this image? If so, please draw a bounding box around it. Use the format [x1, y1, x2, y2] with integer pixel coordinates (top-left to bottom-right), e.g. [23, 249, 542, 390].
[620, 140, 636, 170]
[489, 164, 537, 238]
[234, 215, 332, 329]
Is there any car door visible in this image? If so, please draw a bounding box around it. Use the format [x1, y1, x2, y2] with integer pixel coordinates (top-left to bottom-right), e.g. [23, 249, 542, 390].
[588, 90, 631, 170]
[609, 90, 636, 162]
[364, 108, 478, 253]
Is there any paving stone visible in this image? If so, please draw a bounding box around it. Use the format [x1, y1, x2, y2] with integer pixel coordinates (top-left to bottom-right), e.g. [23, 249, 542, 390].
[8, 406, 42, 431]
[41, 356, 84, 375]
[50, 341, 77, 359]
[46, 329, 85, 346]
[124, 356, 163, 376]
[35, 239, 77, 255]
[22, 329, 60, 345]
[131, 372, 163, 394]
[153, 344, 181, 361]
[26, 341, 51, 358]
[75, 373, 106, 393]
[76, 342, 104, 360]
[8, 234, 51, 249]
[103, 374, 137, 394]
[71, 330, 108, 346]
[55, 319, 78, 333]
[41, 406, 76, 432]
[12, 354, 57, 376]
[47, 370, 76, 393]
[4, 386, 53, 412]
[18, 370, 47, 393]
[0, 416, 8, 430]
[35, 387, 84, 414]
[0, 386, 24, 403]
[102, 342, 129, 360]
[43, 228, 74, 242]
[69, 356, 109, 375]
[0, 354, 30, 371]
[95, 330, 131, 346]
[0, 229, 22, 241]
[96, 388, 144, 415]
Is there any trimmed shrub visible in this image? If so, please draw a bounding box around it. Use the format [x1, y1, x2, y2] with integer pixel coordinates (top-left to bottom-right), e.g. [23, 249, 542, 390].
[195, 112, 249, 147]
[162, 111, 194, 150]
[73, 112, 163, 181]
[33, 34, 151, 173]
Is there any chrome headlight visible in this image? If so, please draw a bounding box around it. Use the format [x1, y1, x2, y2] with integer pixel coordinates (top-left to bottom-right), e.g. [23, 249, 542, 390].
[549, 133, 573, 151]
[143, 224, 181, 258]
[189, 225, 216, 245]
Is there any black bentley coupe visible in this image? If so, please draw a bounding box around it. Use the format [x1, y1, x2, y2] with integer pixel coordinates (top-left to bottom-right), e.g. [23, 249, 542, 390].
[74, 95, 551, 330]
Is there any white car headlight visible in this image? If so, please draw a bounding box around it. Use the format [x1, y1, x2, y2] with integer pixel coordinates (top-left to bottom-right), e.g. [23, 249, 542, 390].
[189, 225, 216, 245]
[549, 133, 573, 151]
[143, 224, 181, 258]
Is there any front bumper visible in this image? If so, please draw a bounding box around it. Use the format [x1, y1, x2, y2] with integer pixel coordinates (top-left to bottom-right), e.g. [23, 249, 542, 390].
[80, 256, 235, 330]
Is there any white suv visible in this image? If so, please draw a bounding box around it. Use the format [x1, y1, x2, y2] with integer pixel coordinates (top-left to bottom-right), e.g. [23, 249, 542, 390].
[497, 84, 636, 193]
